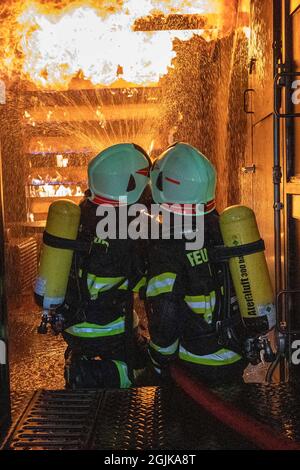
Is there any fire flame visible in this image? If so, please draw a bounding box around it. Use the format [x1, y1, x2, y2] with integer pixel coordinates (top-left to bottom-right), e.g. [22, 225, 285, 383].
[0, 0, 248, 89]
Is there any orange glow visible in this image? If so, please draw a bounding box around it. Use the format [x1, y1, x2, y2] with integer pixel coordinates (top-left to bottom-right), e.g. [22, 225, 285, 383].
[0, 1, 247, 90]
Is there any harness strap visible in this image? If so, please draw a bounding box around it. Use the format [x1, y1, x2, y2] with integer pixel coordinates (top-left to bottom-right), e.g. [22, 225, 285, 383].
[208, 239, 265, 263]
[43, 231, 91, 252]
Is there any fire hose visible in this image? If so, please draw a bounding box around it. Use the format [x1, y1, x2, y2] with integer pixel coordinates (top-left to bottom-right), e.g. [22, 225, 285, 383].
[170, 364, 300, 451]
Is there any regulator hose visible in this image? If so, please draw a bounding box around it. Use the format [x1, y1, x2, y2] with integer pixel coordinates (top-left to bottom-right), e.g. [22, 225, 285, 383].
[266, 352, 281, 383]
[170, 364, 300, 450]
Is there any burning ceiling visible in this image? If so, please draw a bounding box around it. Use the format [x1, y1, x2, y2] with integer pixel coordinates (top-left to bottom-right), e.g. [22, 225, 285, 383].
[0, 0, 249, 90]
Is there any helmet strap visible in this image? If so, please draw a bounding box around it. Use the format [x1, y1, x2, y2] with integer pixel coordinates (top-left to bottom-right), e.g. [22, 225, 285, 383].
[161, 200, 216, 215]
[90, 194, 127, 207]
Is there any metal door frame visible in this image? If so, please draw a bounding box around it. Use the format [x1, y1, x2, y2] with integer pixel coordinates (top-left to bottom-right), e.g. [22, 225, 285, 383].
[0, 136, 11, 436]
[273, 0, 300, 380]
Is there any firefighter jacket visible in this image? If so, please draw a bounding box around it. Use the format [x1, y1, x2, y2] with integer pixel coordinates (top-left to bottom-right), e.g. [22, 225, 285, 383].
[146, 211, 245, 371]
[60, 199, 146, 342]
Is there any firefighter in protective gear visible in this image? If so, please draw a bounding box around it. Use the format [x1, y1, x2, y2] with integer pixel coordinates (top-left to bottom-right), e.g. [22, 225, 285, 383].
[147, 142, 248, 385]
[57, 143, 150, 389]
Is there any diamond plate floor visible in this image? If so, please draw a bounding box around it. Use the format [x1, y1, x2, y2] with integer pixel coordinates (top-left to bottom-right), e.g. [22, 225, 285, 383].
[4, 381, 300, 450]
[3, 386, 256, 450]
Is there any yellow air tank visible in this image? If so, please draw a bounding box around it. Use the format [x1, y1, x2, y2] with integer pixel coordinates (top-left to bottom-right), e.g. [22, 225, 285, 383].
[219, 205, 276, 335]
[34, 200, 81, 310]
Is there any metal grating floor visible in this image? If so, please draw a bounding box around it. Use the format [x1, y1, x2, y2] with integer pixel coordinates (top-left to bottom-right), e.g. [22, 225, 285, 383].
[2, 386, 254, 450]
[3, 382, 300, 450]
[3, 390, 101, 450]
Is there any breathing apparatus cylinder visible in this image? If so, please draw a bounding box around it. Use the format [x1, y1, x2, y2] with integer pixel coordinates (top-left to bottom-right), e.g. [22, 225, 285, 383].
[219, 205, 276, 336]
[34, 200, 81, 310]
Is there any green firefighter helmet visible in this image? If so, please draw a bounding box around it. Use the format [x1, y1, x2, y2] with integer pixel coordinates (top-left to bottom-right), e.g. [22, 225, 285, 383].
[151, 142, 216, 214]
[88, 143, 150, 205]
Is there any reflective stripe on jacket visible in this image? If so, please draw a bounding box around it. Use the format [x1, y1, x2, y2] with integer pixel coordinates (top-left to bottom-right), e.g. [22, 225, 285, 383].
[179, 345, 242, 367]
[146, 272, 177, 297]
[65, 316, 125, 338]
